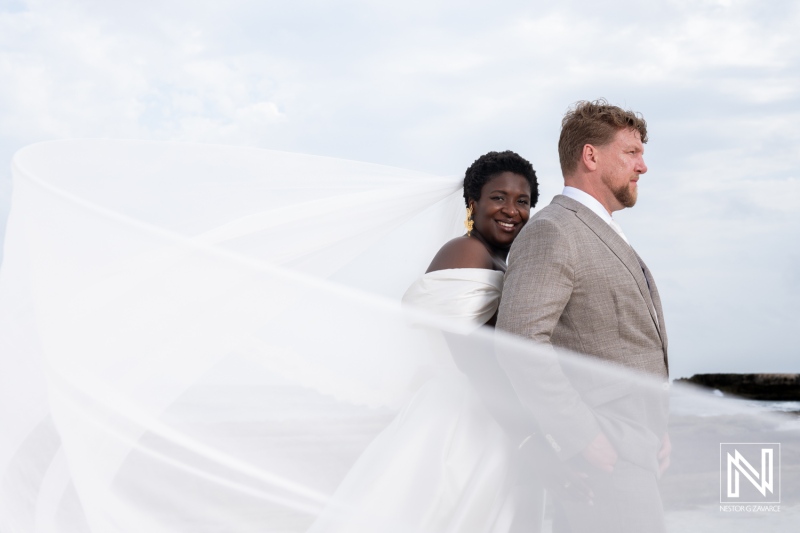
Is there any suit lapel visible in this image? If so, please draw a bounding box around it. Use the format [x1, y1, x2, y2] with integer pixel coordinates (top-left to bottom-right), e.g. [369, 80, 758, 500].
[635, 252, 669, 367]
[553, 196, 664, 343]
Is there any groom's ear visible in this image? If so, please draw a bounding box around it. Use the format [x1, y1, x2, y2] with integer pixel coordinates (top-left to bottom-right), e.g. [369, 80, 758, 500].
[581, 143, 599, 172]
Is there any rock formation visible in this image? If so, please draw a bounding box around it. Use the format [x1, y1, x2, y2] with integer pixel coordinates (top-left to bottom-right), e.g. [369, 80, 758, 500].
[676, 373, 800, 401]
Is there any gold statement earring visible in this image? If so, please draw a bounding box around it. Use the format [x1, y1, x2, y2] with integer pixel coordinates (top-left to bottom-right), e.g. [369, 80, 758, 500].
[464, 205, 474, 236]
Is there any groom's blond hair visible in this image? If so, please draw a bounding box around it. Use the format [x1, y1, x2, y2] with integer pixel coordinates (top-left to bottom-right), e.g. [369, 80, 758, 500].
[558, 99, 648, 176]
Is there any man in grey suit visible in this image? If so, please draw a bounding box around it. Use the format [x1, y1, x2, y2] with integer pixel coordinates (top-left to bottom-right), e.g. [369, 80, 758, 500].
[497, 100, 671, 532]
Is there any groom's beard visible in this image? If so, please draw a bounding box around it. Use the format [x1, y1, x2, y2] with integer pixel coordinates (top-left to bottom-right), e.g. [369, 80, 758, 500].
[602, 172, 638, 208]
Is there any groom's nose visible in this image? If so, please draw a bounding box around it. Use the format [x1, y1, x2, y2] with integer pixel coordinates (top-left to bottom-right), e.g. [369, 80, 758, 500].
[636, 156, 648, 175]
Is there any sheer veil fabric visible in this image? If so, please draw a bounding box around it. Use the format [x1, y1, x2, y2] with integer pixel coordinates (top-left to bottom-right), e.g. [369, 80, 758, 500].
[0, 140, 798, 532]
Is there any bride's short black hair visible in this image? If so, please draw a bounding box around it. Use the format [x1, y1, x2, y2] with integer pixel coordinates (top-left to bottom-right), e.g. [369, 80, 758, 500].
[463, 150, 539, 207]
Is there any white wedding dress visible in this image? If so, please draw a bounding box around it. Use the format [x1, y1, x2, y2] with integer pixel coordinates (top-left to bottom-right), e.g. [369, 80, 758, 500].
[307, 268, 544, 533]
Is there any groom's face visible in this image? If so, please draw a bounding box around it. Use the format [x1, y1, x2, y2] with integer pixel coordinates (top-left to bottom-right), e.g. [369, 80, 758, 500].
[597, 128, 648, 211]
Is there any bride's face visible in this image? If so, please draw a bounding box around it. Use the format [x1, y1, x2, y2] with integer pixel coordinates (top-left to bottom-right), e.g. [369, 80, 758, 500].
[469, 172, 531, 249]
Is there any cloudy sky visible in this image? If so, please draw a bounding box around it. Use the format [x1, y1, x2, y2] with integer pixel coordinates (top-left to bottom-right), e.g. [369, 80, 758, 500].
[0, 0, 798, 378]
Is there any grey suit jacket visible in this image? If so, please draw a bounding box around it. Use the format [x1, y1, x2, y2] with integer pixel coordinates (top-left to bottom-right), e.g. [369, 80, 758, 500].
[496, 195, 669, 472]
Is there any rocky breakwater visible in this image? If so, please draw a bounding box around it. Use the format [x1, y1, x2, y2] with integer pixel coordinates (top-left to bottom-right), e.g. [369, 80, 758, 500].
[676, 373, 800, 401]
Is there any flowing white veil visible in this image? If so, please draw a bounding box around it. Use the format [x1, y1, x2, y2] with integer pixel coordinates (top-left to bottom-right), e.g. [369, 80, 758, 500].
[0, 140, 797, 532]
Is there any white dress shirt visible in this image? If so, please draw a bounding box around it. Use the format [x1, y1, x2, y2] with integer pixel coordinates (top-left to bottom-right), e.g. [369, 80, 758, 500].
[561, 186, 629, 244]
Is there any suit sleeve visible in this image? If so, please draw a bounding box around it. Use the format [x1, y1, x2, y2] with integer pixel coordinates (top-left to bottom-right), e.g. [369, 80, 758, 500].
[496, 217, 601, 460]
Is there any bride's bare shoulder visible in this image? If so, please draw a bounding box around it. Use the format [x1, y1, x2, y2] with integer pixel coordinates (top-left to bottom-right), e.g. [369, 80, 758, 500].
[426, 237, 493, 273]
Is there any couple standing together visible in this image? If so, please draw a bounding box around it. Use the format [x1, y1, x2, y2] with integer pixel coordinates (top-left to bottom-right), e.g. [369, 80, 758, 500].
[414, 99, 670, 532]
[311, 99, 670, 533]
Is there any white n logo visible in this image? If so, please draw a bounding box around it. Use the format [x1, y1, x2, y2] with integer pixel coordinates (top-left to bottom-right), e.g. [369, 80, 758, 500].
[727, 448, 773, 497]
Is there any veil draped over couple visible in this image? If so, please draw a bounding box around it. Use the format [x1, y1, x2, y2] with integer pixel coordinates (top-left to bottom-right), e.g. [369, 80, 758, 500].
[0, 100, 797, 533]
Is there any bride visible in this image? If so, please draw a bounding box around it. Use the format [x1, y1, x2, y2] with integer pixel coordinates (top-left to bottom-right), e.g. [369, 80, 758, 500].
[307, 151, 547, 533]
[0, 141, 549, 532]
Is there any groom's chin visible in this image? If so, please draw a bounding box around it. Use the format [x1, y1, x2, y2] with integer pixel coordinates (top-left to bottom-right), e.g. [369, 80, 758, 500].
[615, 186, 637, 208]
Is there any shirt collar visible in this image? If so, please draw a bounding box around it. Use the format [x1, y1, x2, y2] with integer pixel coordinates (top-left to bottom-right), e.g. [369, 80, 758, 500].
[561, 186, 614, 225]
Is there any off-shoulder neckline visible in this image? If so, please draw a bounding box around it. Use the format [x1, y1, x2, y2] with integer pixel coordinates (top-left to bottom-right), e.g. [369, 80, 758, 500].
[422, 268, 504, 278]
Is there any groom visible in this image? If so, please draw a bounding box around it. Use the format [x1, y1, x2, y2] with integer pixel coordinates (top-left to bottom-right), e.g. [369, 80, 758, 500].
[497, 100, 670, 532]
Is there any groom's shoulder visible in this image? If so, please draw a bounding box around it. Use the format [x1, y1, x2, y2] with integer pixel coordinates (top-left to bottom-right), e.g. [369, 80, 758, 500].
[516, 197, 580, 247]
[530, 195, 578, 224]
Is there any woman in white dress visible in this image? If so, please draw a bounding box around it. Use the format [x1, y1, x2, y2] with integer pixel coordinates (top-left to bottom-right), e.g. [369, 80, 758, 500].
[308, 151, 549, 533]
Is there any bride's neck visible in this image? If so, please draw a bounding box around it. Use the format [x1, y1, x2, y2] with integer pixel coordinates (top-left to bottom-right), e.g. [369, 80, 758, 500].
[470, 232, 509, 270]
